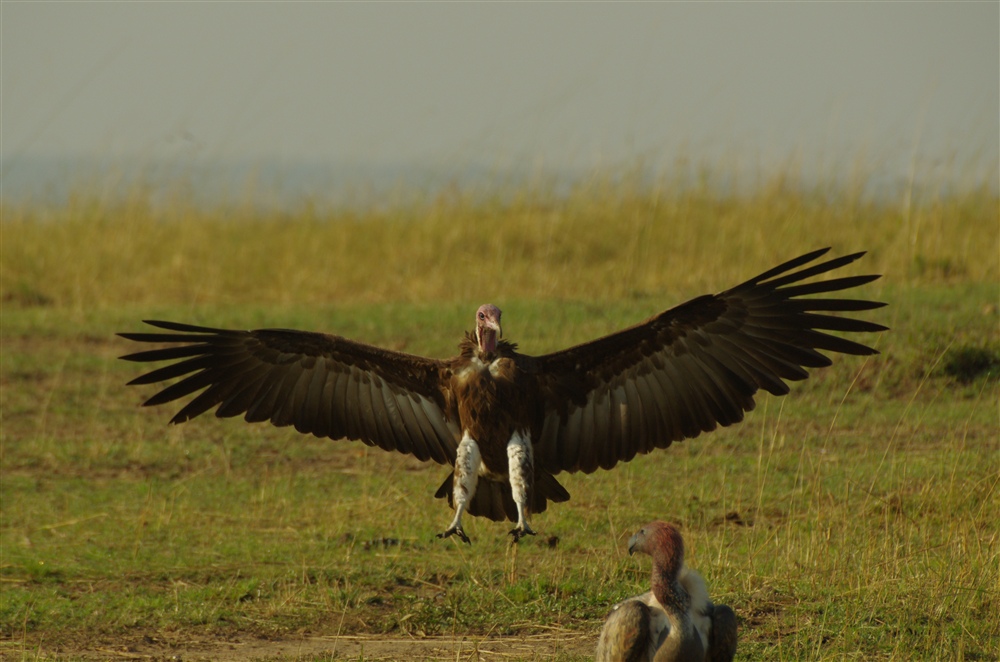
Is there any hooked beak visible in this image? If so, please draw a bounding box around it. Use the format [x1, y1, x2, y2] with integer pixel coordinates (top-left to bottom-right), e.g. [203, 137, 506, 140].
[627, 531, 641, 556]
[475, 305, 503, 355]
[477, 319, 501, 354]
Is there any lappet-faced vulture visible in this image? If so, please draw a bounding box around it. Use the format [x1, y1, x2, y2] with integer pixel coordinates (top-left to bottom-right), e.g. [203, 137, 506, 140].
[596, 521, 737, 662]
[119, 248, 885, 543]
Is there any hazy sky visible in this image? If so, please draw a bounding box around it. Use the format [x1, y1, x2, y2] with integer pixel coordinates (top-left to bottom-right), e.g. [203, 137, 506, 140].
[2, 2, 997, 190]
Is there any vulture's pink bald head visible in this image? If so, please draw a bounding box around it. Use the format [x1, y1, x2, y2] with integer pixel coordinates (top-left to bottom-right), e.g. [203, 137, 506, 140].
[475, 304, 502, 355]
[628, 521, 685, 576]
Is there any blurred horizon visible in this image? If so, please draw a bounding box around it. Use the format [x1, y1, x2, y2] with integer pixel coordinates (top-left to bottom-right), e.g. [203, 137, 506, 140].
[2, 146, 995, 213]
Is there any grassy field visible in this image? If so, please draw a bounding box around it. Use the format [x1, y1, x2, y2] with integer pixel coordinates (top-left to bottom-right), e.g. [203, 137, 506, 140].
[2, 168, 999, 660]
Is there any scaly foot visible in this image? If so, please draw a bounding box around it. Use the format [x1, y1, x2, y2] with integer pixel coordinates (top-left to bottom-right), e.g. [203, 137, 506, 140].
[437, 525, 471, 544]
[508, 524, 537, 542]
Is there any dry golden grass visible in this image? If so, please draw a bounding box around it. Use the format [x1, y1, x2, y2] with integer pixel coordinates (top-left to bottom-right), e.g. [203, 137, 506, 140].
[3, 168, 997, 312]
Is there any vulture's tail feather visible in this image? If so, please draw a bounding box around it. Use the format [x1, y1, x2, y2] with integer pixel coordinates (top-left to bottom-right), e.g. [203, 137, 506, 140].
[435, 471, 570, 523]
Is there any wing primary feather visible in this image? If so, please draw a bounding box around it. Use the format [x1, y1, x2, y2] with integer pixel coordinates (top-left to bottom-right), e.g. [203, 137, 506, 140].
[389, 388, 428, 461]
[737, 328, 831, 370]
[120, 344, 216, 365]
[536, 414, 561, 469]
[763, 298, 886, 313]
[401, 394, 436, 460]
[590, 388, 611, 466]
[775, 274, 882, 299]
[697, 341, 760, 399]
[153, 356, 261, 408]
[562, 405, 585, 471]
[690, 350, 754, 425]
[673, 355, 720, 434]
[600, 386, 622, 472]
[270, 362, 308, 427]
[621, 379, 645, 465]
[293, 361, 329, 436]
[602, 386, 626, 470]
[630, 373, 659, 455]
[329, 368, 351, 435]
[637, 371, 666, 449]
[720, 329, 816, 377]
[312, 368, 337, 438]
[143, 369, 222, 408]
[798, 312, 888, 333]
[582, 386, 606, 472]
[342, 369, 366, 441]
[359, 375, 384, 447]
[711, 334, 799, 392]
[196, 362, 271, 418]
[368, 377, 399, 454]
[422, 398, 460, 463]
[630, 373, 661, 457]
[138, 319, 233, 334]
[218, 370, 272, 421]
[416, 396, 457, 464]
[645, 364, 684, 444]
[788, 329, 882, 356]
[734, 247, 832, 286]
[245, 365, 293, 424]
[747, 311, 886, 334]
[684, 354, 746, 428]
[757, 251, 867, 289]
[118, 332, 219, 346]
[172, 380, 236, 423]
[660, 358, 712, 438]
[368, 376, 402, 459]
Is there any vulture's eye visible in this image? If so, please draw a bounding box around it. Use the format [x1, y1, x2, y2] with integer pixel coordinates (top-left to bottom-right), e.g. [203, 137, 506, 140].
[478, 312, 485, 320]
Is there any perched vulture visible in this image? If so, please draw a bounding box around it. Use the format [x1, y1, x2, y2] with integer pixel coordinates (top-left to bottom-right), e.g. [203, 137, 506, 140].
[596, 521, 737, 662]
[119, 248, 885, 543]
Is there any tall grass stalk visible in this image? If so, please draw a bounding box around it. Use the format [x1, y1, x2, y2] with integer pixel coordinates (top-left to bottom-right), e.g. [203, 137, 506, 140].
[3, 168, 997, 312]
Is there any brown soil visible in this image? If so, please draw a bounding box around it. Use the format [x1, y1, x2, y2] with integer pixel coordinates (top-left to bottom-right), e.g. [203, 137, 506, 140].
[3, 631, 596, 661]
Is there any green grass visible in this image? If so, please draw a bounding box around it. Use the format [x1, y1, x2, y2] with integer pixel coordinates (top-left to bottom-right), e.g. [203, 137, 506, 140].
[2, 169, 999, 660]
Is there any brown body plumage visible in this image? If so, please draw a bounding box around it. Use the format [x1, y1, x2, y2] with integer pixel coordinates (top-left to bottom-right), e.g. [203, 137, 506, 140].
[596, 522, 737, 662]
[119, 248, 886, 542]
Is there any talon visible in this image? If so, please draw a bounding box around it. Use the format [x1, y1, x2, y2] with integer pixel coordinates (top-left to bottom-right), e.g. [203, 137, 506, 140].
[508, 525, 537, 542]
[437, 526, 471, 544]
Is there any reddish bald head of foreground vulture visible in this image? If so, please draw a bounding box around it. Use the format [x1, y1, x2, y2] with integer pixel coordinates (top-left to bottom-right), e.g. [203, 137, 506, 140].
[596, 521, 738, 662]
[119, 248, 886, 543]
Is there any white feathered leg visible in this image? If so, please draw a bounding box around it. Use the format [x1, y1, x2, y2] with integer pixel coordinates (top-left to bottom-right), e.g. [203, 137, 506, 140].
[507, 430, 536, 541]
[438, 432, 481, 544]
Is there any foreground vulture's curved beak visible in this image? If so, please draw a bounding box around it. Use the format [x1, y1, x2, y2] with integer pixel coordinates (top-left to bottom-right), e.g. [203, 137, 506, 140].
[627, 530, 643, 556]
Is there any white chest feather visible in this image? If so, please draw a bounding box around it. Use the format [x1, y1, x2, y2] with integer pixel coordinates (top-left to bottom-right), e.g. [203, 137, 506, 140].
[457, 355, 505, 381]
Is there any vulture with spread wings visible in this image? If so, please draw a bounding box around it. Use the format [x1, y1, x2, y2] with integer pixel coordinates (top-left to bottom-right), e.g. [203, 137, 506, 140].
[120, 248, 886, 543]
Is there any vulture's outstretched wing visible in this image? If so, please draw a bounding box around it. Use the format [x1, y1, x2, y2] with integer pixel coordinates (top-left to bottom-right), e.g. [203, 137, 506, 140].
[119, 321, 461, 465]
[532, 248, 887, 474]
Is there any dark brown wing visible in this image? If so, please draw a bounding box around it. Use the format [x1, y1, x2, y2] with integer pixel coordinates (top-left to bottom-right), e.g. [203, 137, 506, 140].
[707, 603, 738, 662]
[119, 321, 461, 465]
[531, 248, 887, 474]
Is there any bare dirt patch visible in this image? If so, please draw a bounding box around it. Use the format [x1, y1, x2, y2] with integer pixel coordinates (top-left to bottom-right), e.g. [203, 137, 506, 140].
[4, 631, 596, 661]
